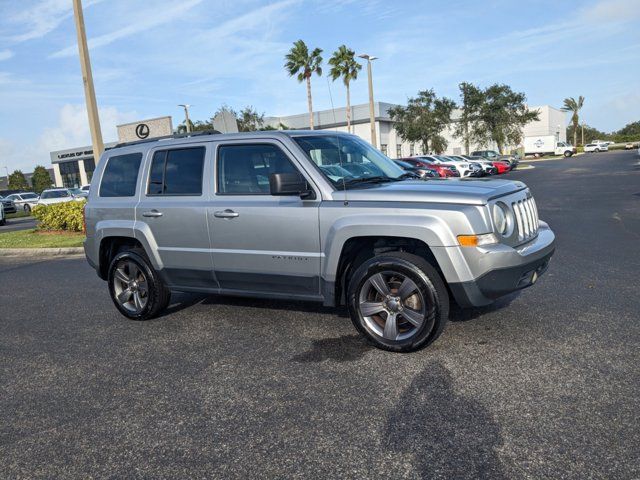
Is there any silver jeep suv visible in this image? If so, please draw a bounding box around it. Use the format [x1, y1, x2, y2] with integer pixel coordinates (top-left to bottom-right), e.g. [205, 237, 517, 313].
[84, 131, 555, 352]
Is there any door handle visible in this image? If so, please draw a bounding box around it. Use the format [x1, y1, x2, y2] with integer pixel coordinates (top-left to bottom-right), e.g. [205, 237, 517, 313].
[214, 209, 239, 218]
[142, 210, 163, 218]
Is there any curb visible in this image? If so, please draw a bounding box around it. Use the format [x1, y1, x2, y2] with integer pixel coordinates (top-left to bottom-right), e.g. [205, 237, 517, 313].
[0, 247, 85, 257]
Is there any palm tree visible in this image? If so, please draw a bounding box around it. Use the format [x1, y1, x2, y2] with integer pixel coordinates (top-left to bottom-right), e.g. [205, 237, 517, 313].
[561, 96, 585, 146]
[328, 45, 362, 133]
[285, 40, 323, 130]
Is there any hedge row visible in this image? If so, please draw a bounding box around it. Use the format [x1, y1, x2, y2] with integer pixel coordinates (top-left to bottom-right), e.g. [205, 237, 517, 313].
[32, 200, 86, 232]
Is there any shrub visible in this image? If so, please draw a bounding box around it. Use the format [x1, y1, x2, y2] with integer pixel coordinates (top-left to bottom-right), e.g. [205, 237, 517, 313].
[32, 200, 86, 232]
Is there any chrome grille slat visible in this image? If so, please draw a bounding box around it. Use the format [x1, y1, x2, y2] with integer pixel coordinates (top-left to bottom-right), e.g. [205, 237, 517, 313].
[511, 193, 539, 243]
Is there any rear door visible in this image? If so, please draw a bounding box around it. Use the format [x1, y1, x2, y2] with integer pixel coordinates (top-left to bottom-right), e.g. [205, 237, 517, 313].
[137, 143, 216, 289]
[208, 140, 321, 298]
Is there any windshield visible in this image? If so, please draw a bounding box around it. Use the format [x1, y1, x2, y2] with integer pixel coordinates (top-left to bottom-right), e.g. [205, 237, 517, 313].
[293, 135, 406, 189]
[21, 193, 38, 199]
[41, 190, 69, 199]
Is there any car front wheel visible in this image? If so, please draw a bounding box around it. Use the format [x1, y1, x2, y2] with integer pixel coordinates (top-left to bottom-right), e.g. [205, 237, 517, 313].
[347, 252, 449, 352]
[24, 205, 31, 213]
[108, 249, 171, 320]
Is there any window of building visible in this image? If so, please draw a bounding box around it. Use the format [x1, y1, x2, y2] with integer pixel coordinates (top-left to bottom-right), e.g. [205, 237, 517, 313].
[147, 147, 205, 196]
[99, 153, 143, 197]
[83, 158, 96, 184]
[380, 144, 388, 155]
[396, 145, 402, 158]
[59, 160, 81, 188]
[217, 144, 298, 195]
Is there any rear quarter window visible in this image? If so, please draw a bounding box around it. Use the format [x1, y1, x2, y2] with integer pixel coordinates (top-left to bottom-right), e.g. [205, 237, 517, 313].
[99, 153, 143, 197]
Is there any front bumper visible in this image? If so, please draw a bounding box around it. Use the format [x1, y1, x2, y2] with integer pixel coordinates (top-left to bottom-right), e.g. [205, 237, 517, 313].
[447, 222, 556, 307]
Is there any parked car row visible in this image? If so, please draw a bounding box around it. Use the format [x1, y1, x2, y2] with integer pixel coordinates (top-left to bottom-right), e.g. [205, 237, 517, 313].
[0, 187, 89, 216]
[392, 152, 515, 180]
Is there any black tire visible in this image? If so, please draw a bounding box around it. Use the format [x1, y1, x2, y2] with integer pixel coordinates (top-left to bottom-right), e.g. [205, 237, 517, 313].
[107, 248, 171, 320]
[24, 204, 31, 213]
[0, 218, 5, 226]
[564, 151, 572, 158]
[347, 252, 449, 352]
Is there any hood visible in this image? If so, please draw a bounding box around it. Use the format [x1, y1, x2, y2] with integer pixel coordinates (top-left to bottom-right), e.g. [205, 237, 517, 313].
[331, 178, 527, 205]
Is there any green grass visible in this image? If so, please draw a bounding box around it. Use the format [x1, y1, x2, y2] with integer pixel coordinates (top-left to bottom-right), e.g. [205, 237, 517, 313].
[0, 229, 85, 248]
[6, 210, 31, 219]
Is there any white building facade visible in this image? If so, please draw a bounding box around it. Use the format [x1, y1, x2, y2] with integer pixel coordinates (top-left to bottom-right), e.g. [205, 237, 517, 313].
[266, 102, 567, 157]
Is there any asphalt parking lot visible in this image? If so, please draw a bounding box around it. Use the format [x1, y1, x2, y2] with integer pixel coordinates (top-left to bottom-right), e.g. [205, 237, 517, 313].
[1, 150, 639, 479]
[0, 215, 37, 232]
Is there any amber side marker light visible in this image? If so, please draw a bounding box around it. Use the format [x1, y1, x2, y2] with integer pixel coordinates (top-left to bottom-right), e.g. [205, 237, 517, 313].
[457, 233, 498, 247]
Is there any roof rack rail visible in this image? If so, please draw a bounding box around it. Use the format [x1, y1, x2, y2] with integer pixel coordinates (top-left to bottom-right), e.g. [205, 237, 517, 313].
[114, 129, 222, 148]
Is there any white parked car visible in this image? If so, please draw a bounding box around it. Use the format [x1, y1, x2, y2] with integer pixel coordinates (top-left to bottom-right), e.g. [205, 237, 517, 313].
[5, 192, 40, 213]
[36, 188, 84, 206]
[584, 143, 608, 153]
[428, 155, 482, 177]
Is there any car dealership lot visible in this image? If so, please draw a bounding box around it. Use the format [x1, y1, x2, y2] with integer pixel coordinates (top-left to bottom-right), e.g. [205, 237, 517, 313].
[1, 150, 639, 478]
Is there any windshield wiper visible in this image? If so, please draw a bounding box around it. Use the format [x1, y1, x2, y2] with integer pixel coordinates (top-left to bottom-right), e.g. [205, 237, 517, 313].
[341, 176, 395, 188]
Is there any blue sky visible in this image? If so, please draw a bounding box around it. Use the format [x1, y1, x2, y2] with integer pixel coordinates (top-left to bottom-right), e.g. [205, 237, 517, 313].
[1, 0, 639, 172]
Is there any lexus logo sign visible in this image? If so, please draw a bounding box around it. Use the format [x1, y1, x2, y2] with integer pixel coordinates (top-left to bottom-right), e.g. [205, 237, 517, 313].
[135, 123, 150, 139]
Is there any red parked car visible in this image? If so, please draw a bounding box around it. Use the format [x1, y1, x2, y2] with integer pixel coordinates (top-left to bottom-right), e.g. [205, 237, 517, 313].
[400, 157, 460, 177]
[492, 161, 511, 174]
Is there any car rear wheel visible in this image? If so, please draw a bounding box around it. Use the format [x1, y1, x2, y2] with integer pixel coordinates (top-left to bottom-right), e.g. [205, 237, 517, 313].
[347, 252, 449, 352]
[24, 205, 31, 213]
[108, 249, 171, 320]
[564, 151, 572, 157]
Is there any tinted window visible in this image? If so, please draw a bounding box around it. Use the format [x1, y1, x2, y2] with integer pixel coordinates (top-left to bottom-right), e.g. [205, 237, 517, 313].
[42, 190, 70, 199]
[21, 193, 38, 199]
[147, 147, 204, 196]
[99, 153, 143, 197]
[217, 144, 298, 194]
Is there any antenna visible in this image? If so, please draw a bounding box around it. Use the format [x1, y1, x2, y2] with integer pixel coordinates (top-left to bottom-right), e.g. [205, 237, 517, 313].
[326, 76, 338, 131]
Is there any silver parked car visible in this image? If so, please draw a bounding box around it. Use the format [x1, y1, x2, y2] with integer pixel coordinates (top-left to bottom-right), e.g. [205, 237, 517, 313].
[84, 131, 555, 352]
[5, 192, 39, 213]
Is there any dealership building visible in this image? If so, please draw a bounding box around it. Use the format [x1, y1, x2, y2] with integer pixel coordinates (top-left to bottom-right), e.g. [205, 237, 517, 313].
[265, 102, 567, 157]
[48, 106, 565, 187]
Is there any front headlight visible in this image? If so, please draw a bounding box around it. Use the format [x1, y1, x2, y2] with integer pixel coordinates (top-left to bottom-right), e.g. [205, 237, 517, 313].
[492, 202, 513, 236]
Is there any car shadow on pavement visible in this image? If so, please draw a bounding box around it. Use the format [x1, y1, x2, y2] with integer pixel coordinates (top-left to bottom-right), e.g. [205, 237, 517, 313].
[384, 361, 507, 479]
[448, 292, 519, 323]
[291, 334, 373, 363]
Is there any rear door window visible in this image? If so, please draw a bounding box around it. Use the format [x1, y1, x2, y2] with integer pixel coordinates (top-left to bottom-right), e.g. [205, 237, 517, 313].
[99, 153, 143, 197]
[147, 147, 205, 196]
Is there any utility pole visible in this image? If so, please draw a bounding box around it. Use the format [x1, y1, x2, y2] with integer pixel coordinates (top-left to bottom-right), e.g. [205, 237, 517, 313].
[179, 104, 192, 133]
[359, 54, 378, 148]
[72, 0, 104, 160]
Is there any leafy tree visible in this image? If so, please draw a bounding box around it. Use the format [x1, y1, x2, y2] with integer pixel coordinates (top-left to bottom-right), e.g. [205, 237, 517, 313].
[237, 106, 265, 132]
[389, 89, 456, 154]
[567, 124, 609, 145]
[328, 45, 362, 133]
[176, 119, 212, 134]
[471, 84, 539, 153]
[8, 170, 29, 190]
[613, 120, 640, 142]
[30, 165, 53, 193]
[453, 82, 484, 155]
[561, 96, 585, 146]
[284, 39, 323, 130]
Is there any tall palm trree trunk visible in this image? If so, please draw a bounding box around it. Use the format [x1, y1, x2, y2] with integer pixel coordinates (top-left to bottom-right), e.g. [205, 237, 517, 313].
[306, 75, 314, 130]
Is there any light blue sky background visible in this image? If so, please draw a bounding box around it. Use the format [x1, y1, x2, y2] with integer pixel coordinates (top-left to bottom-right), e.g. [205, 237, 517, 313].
[1, 0, 638, 172]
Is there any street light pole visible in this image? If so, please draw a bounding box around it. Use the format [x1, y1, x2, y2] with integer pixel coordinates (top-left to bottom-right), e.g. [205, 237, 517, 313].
[72, 0, 104, 160]
[359, 54, 378, 148]
[178, 104, 192, 133]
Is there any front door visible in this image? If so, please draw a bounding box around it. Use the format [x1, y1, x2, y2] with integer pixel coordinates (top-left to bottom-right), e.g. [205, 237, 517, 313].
[209, 141, 321, 298]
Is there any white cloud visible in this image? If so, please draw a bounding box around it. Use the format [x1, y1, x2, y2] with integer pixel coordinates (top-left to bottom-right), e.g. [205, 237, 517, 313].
[580, 0, 640, 23]
[0, 104, 138, 173]
[49, 0, 205, 58]
[2, 0, 106, 43]
[0, 50, 13, 61]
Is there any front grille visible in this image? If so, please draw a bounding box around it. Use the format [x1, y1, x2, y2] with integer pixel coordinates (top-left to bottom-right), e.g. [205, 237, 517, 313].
[512, 196, 539, 242]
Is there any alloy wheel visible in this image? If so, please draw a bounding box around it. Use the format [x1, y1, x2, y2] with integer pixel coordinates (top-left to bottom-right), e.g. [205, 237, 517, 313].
[358, 271, 427, 341]
[112, 259, 149, 314]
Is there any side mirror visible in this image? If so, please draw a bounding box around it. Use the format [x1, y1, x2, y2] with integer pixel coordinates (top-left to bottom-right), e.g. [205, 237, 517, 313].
[269, 172, 312, 198]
